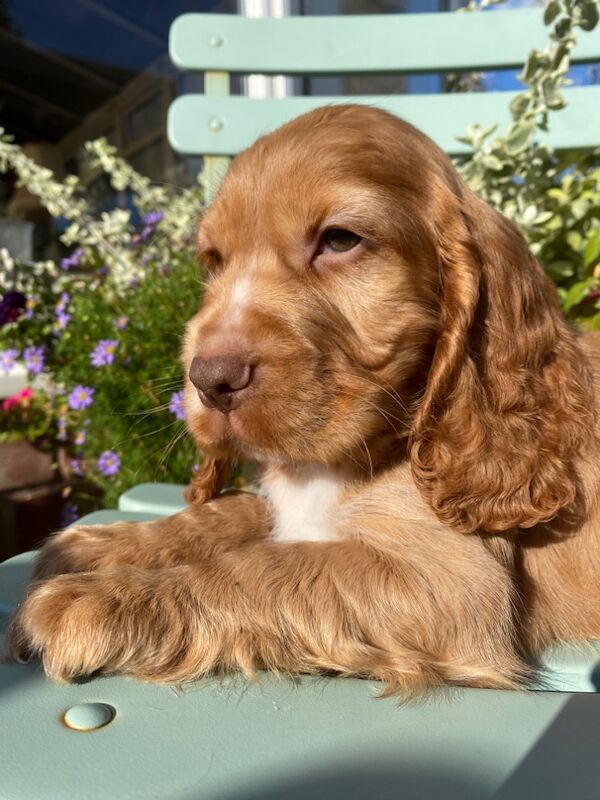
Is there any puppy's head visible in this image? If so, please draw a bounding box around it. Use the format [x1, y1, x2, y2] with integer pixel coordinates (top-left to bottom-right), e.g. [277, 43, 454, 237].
[184, 106, 440, 470]
[184, 105, 595, 532]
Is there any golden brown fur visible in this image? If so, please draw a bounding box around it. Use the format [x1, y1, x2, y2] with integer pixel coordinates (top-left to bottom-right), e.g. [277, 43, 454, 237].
[7, 105, 600, 693]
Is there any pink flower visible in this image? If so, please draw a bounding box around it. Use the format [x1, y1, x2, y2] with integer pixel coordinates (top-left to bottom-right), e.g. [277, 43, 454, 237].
[2, 387, 32, 412]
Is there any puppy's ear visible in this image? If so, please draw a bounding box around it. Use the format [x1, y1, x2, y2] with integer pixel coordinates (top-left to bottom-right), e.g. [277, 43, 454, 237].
[410, 185, 595, 534]
[184, 456, 234, 505]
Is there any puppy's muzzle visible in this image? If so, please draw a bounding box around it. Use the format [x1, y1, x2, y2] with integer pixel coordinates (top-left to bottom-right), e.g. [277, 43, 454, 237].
[189, 355, 255, 412]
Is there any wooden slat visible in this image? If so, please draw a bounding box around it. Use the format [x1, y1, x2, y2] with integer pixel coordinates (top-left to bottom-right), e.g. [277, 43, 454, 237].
[170, 10, 600, 75]
[168, 85, 600, 156]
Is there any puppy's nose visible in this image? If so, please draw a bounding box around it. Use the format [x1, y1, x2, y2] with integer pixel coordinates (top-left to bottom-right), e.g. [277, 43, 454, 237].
[189, 355, 254, 412]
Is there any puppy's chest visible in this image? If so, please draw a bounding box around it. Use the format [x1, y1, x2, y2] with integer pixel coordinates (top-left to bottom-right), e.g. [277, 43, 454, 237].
[262, 468, 345, 542]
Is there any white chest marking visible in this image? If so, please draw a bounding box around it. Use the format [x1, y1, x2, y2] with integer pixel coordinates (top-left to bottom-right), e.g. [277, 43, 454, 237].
[263, 468, 344, 542]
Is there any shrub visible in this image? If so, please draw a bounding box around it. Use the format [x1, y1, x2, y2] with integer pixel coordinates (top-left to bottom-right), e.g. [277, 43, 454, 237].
[457, 0, 600, 326]
[0, 140, 203, 510]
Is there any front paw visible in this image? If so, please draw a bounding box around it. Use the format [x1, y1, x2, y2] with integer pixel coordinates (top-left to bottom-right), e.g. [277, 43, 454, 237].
[32, 522, 137, 581]
[6, 568, 168, 682]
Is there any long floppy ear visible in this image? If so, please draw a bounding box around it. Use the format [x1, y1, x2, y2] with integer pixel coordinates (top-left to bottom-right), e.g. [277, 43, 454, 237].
[410, 184, 595, 534]
[184, 456, 234, 505]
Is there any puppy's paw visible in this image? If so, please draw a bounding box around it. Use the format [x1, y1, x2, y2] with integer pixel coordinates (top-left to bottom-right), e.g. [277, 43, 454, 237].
[32, 522, 139, 580]
[6, 568, 163, 682]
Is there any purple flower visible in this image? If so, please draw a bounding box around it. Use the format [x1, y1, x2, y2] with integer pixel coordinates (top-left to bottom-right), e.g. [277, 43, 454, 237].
[97, 450, 120, 476]
[0, 348, 19, 373]
[60, 501, 79, 528]
[90, 339, 119, 367]
[114, 315, 129, 330]
[60, 247, 85, 271]
[0, 291, 26, 326]
[68, 384, 95, 410]
[70, 457, 84, 476]
[74, 429, 87, 446]
[140, 225, 154, 242]
[142, 211, 164, 226]
[53, 310, 71, 333]
[24, 345, 45, 375]
[169, 390, 185, 421]
[98, 264, 110, 277]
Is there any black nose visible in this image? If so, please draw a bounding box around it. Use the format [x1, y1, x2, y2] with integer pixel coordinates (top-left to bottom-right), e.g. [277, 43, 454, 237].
[189, 355, 254, 412]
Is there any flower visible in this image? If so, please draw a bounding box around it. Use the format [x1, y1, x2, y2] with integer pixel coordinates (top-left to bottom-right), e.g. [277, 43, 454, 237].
[0, 348, 19, 373]
[74, 429, 87, 446]
[0, 290, 26, 326]
[114, 315, 129, 330]
[2, 387, 32, 413]
[68, 384, 95, 410]
[22, 297, 36, 320]
[54, 311, 71, 331]
[90, 339, 119, 367]
[56, 292, 70, 311]
[60, 501, 79, 528]
[97, 450, 120, 476]
[24, 345, 45, 375]
[70, 457, 84, 476]
[169, 389, 185, 420]
[60, 247, 85, 271]
[142, 211, 164, 226]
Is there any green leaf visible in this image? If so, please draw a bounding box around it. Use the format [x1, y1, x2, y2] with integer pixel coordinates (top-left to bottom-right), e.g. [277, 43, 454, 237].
[583, 230, 600, 267]
[505, 122, 535, 154]
[563, 277, 597, 311]
[579, 1, 599, 31]
[545, 259, 575, 282]
[544, 0, 562, 25]
[521, 51, 541, 81]
[509, 93, 530, 120]
[542, 81, 566, 109]
[590, 312, 600, 330]
[482, 154, 505, 171]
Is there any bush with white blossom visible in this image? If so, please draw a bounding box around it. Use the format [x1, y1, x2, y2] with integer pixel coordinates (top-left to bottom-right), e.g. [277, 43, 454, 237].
[0, 137, 203, 513]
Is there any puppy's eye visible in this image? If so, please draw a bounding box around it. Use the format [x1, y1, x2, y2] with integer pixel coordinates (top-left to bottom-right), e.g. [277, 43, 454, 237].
[203, 249, 223, 272]
[321, 228, 362, 253]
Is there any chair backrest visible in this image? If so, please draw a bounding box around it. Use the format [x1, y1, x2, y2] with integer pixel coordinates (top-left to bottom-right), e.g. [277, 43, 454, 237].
[167, 9, 600, 199]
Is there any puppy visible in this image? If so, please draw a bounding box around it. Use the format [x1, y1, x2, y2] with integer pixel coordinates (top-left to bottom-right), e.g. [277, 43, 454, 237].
[8, 105, 600, 694]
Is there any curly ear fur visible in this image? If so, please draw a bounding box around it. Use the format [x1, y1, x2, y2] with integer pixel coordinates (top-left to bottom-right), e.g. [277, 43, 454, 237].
[184, 456, 234, 505]
[410, 184, 595, 534]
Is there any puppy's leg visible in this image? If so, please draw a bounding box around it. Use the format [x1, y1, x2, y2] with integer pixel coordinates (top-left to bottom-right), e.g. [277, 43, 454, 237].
[32, 493, 271, 580]
[8, 537, 527, 691]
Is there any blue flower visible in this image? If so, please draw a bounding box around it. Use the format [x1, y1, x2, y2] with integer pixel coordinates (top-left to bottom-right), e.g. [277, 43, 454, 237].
[24, 345, 45, 375]
[60, 248, 85, 271]
[97, 450, 120, 476]
[0, 348, 19, 373]
[68, 385, 95, 410]
[114, 315, 129, 330]
[90, 339, 119, 367]
[169, 390, 185, 421]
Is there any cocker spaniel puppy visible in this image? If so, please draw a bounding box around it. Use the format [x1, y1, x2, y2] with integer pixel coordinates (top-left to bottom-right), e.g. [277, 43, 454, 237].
[7, 105, 600, 693]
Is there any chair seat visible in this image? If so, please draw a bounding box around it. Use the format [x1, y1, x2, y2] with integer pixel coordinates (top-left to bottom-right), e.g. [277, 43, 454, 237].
[2, 511, 600, 799]
[118, 482, 187, 515]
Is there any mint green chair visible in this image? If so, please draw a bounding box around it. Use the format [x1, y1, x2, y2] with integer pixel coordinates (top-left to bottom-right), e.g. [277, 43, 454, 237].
[168, 9, 600, 200]
[3, 8, 600, 799]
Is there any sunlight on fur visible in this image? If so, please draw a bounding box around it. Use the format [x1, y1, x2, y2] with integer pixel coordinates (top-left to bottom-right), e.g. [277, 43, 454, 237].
[7, 105, 600, 695]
